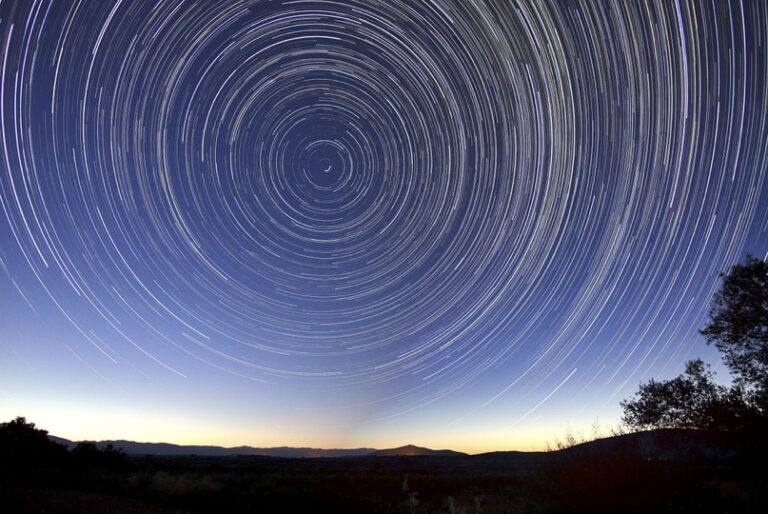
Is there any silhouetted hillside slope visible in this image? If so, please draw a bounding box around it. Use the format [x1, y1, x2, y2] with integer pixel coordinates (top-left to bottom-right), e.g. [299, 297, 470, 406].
[47, 435, 75, 449]
[555, 428, 741, 461]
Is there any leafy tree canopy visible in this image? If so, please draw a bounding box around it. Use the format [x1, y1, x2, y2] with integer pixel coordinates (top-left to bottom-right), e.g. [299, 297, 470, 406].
[621, 360, 722, 430]
[622, 256, 768, 432]
[0, 416, 67, 466]
[701, 255, 768, 394]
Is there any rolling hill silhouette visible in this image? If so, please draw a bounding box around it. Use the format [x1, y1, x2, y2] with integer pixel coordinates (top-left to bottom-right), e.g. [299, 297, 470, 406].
[47, 436, 375, 458]
[47, 428, 735, 463]
[371, 444, 467, 457]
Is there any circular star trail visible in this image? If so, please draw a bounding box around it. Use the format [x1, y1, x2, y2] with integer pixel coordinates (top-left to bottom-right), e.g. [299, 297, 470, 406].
[1, 1, 767, 418]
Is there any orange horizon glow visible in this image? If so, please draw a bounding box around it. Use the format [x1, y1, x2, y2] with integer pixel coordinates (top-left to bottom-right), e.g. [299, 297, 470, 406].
[1, 403, 611, 454]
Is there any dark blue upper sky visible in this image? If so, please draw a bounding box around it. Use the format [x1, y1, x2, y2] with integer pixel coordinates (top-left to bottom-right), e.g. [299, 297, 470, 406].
[1, 0, 767, 451]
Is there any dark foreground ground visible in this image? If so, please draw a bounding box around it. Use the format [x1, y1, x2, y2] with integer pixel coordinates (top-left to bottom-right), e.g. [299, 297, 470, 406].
[2, 430, 766, 513]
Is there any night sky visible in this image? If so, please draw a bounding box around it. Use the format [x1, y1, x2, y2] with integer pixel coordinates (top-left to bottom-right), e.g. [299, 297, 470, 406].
[1, 1, 767, 452]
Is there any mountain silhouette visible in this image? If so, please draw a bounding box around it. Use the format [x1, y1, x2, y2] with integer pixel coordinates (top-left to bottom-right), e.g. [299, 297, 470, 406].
[47, 436, 375, 458]
[47, 429, 735, 462]
[371, 444, 467, 457]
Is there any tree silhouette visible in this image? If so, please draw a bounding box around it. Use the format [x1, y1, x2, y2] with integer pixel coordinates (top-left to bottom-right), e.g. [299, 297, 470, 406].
[0, 416, 68, 478]
[621, 360, 724, 430]
[701, 255, 768, 410]
[622, 256, 767, 431]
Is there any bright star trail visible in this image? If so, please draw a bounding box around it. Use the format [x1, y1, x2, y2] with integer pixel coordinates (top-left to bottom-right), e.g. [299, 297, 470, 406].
[1, 1, 767, 451]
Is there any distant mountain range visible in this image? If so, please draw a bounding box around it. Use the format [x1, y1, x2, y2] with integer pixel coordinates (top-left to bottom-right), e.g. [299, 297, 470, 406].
[48, 437, 466, 458]
[49, 436, 376, 458]
[48, 428, 738, 463]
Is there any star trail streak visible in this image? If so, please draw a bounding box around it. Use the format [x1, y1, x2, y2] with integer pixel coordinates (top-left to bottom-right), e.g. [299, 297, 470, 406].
[1, 1, 767, 449]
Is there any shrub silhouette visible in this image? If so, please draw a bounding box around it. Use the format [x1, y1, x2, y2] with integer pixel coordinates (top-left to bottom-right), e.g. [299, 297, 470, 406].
[71, 441, 127, 471]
